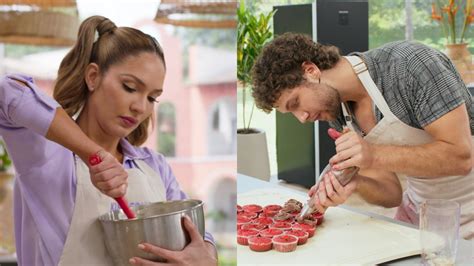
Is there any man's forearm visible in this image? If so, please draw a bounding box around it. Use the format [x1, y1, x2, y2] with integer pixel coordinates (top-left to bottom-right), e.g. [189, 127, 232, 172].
[45, 108, 102, 163]
[355, 173, 402, 208]
[372, 141, 472, 178]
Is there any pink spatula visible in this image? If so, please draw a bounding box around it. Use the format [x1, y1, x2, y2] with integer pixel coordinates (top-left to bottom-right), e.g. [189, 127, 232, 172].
[89, 154, 136, 219]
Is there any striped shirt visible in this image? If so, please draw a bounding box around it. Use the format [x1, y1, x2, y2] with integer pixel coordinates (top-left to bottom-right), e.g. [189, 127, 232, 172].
[331, 41, 473, 134]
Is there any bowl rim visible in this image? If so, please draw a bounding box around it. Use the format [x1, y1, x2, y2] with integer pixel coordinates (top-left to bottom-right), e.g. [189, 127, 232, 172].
[98, 199, 204, 223]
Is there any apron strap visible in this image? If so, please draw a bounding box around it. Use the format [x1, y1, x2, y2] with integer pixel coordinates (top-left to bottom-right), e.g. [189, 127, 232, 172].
[344, 56, 395, 119]
[341, 101, 365, 136]
[341, 102, 355, 131]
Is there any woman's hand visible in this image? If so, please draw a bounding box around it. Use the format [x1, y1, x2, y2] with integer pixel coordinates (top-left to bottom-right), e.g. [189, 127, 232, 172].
[88, 150, 128, 198]
[308, 171, 358, 213]
[129, 216, 217, 266]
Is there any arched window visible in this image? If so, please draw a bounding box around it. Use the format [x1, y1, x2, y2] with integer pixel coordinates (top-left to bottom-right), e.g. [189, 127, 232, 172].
[207, 177, 236, 233]
[208, 97, 236, 155]
[157, 102, 176, 157]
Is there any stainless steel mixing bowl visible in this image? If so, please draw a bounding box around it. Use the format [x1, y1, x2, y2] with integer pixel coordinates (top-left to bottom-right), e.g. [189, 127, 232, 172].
[98, 199, 205, 265]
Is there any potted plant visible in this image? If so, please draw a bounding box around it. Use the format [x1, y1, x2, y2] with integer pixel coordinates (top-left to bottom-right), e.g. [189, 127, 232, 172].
[431, 0, 473, 82]
[0, 138, 15, 255]
[237, 1, 275, 181]
[0, 138, 12, 202]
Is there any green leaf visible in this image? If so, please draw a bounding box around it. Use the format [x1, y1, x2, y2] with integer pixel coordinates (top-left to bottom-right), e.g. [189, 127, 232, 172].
[0, 140, 12, 172]
[237, 0, 276, 129]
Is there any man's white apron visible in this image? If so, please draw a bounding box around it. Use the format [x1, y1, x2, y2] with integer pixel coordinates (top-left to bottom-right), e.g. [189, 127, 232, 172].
[345, 55, 473, 239]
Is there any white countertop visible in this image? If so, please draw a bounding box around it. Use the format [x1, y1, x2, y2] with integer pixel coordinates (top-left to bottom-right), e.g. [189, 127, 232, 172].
[237, 173, 474, 265]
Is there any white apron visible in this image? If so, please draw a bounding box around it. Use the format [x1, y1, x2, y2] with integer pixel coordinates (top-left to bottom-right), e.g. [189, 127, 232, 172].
[58, 156, 167, 265]
[345, 55, 474, 240]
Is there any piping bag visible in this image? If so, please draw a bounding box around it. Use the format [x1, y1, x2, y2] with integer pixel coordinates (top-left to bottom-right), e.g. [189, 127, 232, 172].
[296, 127, 360, 221]
[89, 153, 136, 219]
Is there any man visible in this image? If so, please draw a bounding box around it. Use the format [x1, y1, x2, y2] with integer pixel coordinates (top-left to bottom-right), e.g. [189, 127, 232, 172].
[251, 32, 473, 239]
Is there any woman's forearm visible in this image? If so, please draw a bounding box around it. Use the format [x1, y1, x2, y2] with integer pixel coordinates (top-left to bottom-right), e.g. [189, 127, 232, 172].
[45, 107, 102, 163]
[205, 241, 218, 262]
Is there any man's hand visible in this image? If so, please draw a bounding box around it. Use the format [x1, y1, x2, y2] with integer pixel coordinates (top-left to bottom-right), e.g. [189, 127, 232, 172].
[329, 130, 375, 170]
[88, 150, 128, 198]
[308, 171, 358, 213]
[129, 216, 217, 266]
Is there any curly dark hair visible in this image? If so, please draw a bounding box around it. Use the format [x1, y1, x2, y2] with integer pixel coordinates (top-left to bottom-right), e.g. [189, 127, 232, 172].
[251, 32, 341, 113]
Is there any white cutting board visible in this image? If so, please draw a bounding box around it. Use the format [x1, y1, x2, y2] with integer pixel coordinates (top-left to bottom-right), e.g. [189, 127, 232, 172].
[238, 188, 421, 266]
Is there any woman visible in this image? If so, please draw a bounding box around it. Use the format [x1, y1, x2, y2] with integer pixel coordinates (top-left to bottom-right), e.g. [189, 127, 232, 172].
[0, 16, 217, 265]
